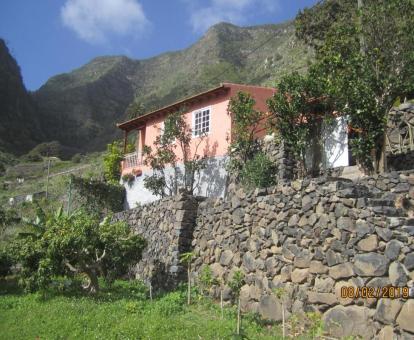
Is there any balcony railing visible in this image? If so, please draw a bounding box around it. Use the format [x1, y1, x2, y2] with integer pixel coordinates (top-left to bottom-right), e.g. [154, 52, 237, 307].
[123, 151, 142, 169]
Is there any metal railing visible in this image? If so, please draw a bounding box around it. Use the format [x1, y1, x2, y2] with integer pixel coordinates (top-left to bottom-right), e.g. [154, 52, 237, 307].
[123, 151, 142, 169]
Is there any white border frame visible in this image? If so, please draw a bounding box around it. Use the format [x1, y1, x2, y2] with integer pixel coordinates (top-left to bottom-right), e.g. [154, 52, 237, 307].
[192, 106, 212, 138]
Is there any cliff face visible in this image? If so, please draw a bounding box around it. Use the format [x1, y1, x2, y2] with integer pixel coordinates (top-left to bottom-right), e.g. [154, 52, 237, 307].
[0, 39, 44, 155]
[32, 21, 311, 153]
[1, 20, 312, 155]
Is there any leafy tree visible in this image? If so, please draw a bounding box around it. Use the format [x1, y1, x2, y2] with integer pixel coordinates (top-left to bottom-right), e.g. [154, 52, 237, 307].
[180, 252, 194, 305]
[228, 270, 245, 336]
[103, 141, 124, 185]
[10, 207, 145, 293]
[143, 109, 206, 197]
[71, 175, 125, 215]
[267, 70, 331, 177]
[296, 0, 414, 172]
[228, 91, 266, 166]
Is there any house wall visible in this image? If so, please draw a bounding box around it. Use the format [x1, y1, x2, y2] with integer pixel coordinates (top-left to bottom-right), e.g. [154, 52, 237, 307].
[123, 156, 229, 208]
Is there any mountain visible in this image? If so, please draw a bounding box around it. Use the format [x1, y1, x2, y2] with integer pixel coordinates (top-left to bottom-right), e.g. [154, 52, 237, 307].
[3, 20, 312, 155]
[0, 39, 44, 155]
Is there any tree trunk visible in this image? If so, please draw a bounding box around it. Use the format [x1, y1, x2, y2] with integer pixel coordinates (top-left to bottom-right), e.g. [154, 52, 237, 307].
[84, 269, 99, 294]
[237, 296, 241, 335]
[187, 265, 191, 305]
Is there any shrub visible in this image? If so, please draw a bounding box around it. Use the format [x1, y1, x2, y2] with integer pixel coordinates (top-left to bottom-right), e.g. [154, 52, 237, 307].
[240, 152, 277, 189]
[71, 153, 82, 163]
[10, 207, 146, 293]
[0, 248, 13, 277]
[103, 141, 123, 185]
[153, 291, 185, 316]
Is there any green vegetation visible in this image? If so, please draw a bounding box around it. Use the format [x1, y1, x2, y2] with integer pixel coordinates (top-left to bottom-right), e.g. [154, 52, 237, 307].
[267, 70, 331, 177]
[103, 141, 124, 185]
[228, 91, 277, 188]
[8, 208, 145, 293]
[294, 0, 414, 173]
[143, 110, 206, 197]
[0, 280, 292, 340]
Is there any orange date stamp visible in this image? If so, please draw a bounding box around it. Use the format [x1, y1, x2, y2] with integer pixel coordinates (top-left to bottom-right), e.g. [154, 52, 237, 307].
[341, 286, 412, 299]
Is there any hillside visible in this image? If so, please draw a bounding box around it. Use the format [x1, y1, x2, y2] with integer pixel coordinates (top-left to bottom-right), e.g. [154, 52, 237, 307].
[0, 39, 44, 155]
[32, 20, 311, 153]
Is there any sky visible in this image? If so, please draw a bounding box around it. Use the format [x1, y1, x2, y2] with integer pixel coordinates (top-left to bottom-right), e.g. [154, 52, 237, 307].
[0, 0, 319, 91]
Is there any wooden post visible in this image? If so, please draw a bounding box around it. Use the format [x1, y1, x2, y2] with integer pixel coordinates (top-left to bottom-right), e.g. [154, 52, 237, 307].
[67, 176, 73, 214]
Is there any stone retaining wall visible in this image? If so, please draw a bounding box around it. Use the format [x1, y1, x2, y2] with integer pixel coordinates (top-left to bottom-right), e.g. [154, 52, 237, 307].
[113, 191, 199, 290]
[116, 171, 414, 339]
[192, 172, 414, 339]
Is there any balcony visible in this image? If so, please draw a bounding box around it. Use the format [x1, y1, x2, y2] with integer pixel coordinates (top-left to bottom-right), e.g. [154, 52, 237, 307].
[121, 151, 143, 176]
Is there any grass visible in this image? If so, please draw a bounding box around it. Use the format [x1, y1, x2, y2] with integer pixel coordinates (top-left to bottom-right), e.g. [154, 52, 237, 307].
[0, 279, 290, 340]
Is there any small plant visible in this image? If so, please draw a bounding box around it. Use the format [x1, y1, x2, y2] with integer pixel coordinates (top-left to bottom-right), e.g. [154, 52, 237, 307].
[240, 151, 277, 189]
[180, 252, 194, 305]
[273, 287, 287, 339]
[228, 270, 245, 336]
[122, 173, 135, 187]
[306, 312, 324, 338]
[198, 265, 217, 296]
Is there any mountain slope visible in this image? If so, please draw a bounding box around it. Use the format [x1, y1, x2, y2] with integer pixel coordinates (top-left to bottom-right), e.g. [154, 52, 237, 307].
[0, 39, 44, 155]
[32, 20, 311, 153]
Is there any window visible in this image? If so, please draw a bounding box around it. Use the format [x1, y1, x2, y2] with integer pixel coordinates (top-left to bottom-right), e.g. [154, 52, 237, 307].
[193, 108, 210, 137]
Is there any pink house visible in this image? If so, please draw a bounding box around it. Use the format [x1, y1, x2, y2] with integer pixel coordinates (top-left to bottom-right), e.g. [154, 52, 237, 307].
[117, 83, 276, 206]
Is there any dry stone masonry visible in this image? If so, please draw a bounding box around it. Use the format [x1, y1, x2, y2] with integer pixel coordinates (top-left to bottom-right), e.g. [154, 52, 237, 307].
[116, 171, 414, 339]
[113, 191, 199, 290]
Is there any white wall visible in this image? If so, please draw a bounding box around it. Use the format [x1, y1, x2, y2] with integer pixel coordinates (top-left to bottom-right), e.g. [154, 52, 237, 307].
[123, 156, 228, 209]
[323, 116, 349, 168]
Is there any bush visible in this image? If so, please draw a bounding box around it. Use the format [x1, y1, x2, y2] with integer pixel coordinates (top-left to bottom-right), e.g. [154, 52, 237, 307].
[20, 151, 43, 162]
[153, 291, 185, 316]
[0, 248, 13, 277]
[240, 152, 277, 189]
[71, 153, 82, 163]
[10, 207, 146, 293]
[103, 141, 123, 185]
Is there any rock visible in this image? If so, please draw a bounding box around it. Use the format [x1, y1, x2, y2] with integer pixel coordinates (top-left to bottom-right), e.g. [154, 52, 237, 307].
[288, 214, 300, 227]
[377, 325, 395, 340]
[323, 305, 376, 339]
[334, 280, 356, 306]
[357, 235, 378, 252]
[242, 252, 256, 273]
[309, 261, 328, 274]
[291, 268, 309, 283]
[354, 253, 389, 276]
[326, 250, 344, 267]
[329, 263, 354, 280]
[280, 266, 292, 282]
[314, 277, 335, 293]
[258, 295, 283, 321]
[375, 298, 403, 325]
[219, 250, 234, 266]
[397, 300, 414, 333]
[232, 208, 244, 225]
[294, 255, 311, 268]
[337, 217, 355, 232]
[307, 291, 337, 306]
[389, 261, 408, 286]
[210, 263, 224, 278]
[385, 240, 401, 261]
[375, 227, 393, 242]
[404, 253, 414, 271]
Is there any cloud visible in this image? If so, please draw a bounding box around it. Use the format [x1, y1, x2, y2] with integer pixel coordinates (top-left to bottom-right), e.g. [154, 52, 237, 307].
[187, 0, 280, 33]
[61, 0, 149, 44]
